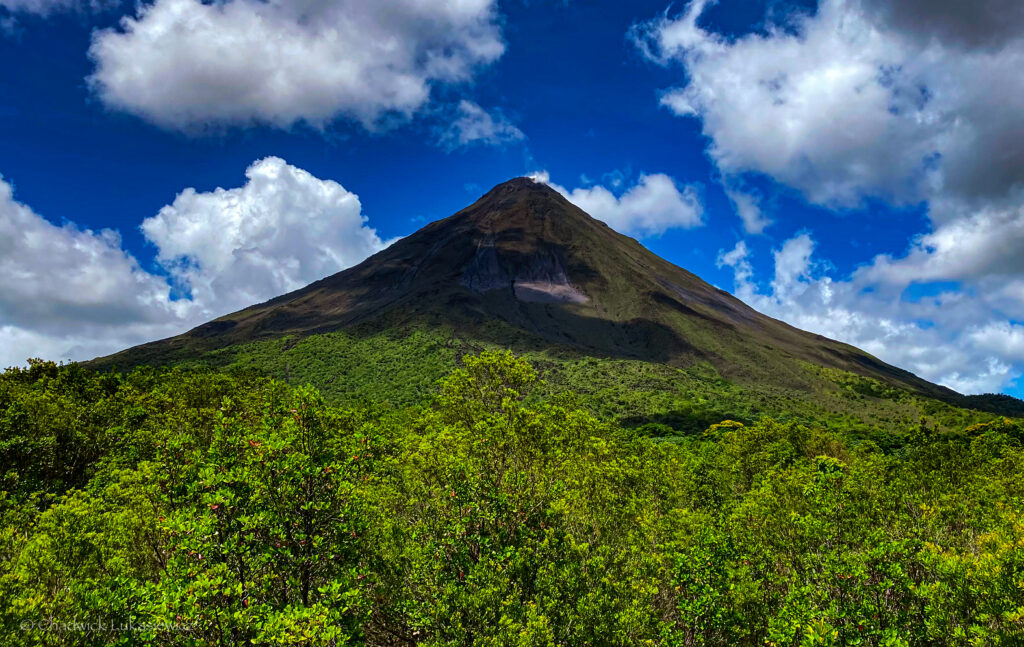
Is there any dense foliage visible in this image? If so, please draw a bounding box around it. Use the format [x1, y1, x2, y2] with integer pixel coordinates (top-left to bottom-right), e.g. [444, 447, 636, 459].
[2, 354, 1023, 645]
[98, 327, 1005, 436]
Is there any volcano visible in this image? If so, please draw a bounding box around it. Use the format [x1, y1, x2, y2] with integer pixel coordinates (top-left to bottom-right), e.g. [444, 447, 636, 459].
[94, 177, 955, 402]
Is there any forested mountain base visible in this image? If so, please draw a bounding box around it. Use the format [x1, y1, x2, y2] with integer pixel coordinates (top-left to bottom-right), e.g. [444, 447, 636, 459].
[92, 326, 1006, 437]
[2, 354, 1023, 645]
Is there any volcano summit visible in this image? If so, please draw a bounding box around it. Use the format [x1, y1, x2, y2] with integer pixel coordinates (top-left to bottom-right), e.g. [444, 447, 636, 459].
[94, 177, 970, 415]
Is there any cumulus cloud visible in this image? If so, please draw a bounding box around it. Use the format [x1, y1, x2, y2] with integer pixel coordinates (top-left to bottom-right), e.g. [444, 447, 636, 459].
[87, 0, 504, 131]
[142, 157, 389, 319]
[0, 159, 388, 367]
[724, 186, 771, 235]
[0, 177, 182, 331]
[716, 240, 752, 284]
[634, 0, 1024, 219]
[437, 100, 524, 150]
[969, 323, 1024, 363]
[0, 175, 185, 367]
[534, 172, 704, 237]
[636, 0, 948, 207]
[859, 200, 1024, 291]
[636, 0, 1024, 393]
[717, 234, 1019, 394]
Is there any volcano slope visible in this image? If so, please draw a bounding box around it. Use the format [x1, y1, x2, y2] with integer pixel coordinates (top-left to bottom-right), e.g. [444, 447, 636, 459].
[89, 178, 1015, 433]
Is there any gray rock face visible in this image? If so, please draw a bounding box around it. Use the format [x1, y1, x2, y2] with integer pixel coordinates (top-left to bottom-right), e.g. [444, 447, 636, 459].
[512, 249, 588, 303]
[461, 242, 588, 304]
[460, 238, 510, 293]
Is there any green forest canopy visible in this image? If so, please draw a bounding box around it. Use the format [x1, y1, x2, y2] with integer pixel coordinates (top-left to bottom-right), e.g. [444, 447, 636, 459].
[2, 353, 1023, 645]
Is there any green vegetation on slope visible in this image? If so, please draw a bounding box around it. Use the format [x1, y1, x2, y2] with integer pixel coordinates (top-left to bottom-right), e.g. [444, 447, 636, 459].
[96, 325, 1004, 437]
[2, 354, 1023, 645]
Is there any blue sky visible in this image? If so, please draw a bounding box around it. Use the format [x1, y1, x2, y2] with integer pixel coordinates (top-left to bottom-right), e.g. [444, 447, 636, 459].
[1, 0, 1023, 396]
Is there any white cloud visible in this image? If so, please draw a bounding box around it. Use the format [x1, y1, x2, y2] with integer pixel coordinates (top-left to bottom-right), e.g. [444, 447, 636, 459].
[0, 158, 388, 367]
[715, 240, 752, 284]
[969, 323, 1024, 363]
[142, 157, 389, 319]
[636, 0, 1024, 393]
[636, 0, 948, 208]
[0, 176, 186, 331]
[535, 172, 704, 237]
[437, 100, 524, 150]
[859, 200, 1024, 288]
[0, 175, 187, 367]
[87, 0, 504, 132]
[633, 0, 1024, 230]
[770, 233, 816, 303]
[717, 234, 1019, 394]
[724, 186, 771, 235]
